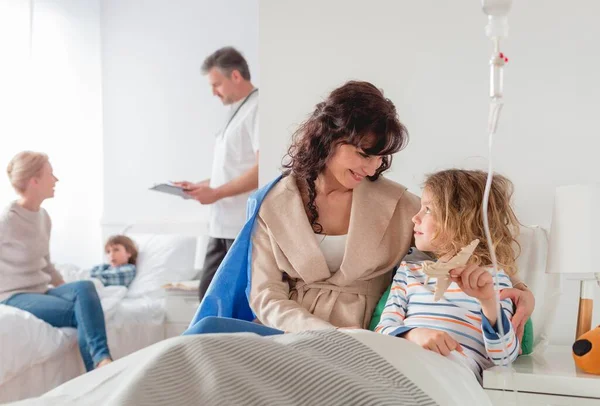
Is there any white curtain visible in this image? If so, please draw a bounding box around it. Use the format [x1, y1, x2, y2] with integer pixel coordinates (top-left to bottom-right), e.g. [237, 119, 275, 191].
[0, 0, 104, 267]
[0, 0, 33, 202]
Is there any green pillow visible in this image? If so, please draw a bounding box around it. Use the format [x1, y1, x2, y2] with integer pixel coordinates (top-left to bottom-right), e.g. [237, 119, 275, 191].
[369, 285, 534, 355]
[520, 318, 534, 355]
[369, 285, 391, 331]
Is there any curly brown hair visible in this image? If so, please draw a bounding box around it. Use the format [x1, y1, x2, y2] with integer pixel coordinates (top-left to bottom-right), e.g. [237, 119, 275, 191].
[105, 235, 138, 265]
[423, 170, 521, 275]
[283, 81, 409, 232]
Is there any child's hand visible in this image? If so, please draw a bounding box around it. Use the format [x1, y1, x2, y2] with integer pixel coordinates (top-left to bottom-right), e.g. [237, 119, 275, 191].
[449, 264, 495, 301]
[404, 328, 463, 356]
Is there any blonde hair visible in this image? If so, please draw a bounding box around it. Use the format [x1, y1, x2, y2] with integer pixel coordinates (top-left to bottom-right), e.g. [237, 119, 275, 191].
[105, 235, 138, 265]
[6, 151, 49, 194]
[423, 169, 521, 275]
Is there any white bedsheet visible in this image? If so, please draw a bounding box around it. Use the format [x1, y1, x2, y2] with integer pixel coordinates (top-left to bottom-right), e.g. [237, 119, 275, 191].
[0, 295, 165, 390]
[0, 305, 77, 384]
[106, 297, 166, 360]
[109, 296, 165, 327]
[0, 268, 127, 385]
[0, 340, 83, 404]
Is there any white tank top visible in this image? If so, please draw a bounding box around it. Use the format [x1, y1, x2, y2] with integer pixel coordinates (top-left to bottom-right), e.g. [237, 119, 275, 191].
[314, 234, 348, 272]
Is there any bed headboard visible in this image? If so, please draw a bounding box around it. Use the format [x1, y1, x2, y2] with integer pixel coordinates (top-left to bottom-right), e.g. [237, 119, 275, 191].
[101, 221, 210, 271]
[102, 221, 208, 236]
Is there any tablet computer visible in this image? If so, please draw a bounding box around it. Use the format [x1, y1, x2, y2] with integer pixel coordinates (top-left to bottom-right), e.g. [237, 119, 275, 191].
[149, 183, 193, 200]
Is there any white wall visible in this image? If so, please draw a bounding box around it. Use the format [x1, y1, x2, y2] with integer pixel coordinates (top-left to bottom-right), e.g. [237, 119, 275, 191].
[100, 0, 259, 232]
[0, 0, 104, 268]
[2, 0, 259, 266]
[259, 0, 600, 345]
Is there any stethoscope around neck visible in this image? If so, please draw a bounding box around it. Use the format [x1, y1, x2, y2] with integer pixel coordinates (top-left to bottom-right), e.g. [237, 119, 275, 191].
[215, 88, 258, 139]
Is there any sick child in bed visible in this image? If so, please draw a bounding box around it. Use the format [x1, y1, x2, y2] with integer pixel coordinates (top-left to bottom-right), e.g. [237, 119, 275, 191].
[376, 169, 520, 383]
[90, 235, 137, 287]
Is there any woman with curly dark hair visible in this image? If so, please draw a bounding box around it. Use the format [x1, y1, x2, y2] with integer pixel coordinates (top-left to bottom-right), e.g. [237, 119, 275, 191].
[188, 80, 535, 337]
[187, 81, 418, 336]
[245, 81, 420, 331]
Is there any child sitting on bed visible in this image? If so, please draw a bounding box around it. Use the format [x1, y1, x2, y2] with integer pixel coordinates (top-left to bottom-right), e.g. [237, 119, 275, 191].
[90, 235, 137, 288]
[376, 169, 520, 383]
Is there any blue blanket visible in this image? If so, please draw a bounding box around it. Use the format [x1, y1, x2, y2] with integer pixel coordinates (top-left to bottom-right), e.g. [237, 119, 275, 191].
[186, 176, 283, 331]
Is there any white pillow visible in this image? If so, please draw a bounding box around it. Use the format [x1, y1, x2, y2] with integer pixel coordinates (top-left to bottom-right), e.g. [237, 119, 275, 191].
[514, 225, 561, 352]
[125, 233, 198, 298]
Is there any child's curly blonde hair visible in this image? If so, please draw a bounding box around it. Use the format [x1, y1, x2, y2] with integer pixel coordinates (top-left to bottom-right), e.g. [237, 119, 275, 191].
[423, 169, 521, 275]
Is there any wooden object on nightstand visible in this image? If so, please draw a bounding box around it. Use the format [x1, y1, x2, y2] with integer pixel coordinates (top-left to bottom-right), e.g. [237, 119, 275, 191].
[483, 345, 600, 405]
[163, 280, 200, 338]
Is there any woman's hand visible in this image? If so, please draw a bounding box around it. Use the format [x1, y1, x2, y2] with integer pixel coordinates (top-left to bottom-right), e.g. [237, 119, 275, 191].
[499, 287, 535, 342]
[404, 328, 463, 356]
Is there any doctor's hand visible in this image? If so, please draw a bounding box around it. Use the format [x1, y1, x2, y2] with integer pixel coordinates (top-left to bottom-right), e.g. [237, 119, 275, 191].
[172, 179, 210, 191]
[186, 184, 222, 204]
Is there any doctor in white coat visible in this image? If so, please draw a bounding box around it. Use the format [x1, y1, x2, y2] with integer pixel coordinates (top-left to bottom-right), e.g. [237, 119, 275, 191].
[175, 46, 259, 302]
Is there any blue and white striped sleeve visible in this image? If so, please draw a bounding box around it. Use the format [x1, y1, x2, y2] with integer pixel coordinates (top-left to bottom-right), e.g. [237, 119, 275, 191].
[481, 270, 519, 365]
[375, 264, 414, 337]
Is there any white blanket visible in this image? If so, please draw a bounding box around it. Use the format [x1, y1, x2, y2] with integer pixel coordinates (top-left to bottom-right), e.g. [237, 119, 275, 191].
[57, 264, 128, 320]
[9, 330, 491, 406]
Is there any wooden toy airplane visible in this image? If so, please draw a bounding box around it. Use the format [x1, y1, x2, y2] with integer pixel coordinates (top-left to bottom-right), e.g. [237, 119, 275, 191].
[421, 239, 480, 301]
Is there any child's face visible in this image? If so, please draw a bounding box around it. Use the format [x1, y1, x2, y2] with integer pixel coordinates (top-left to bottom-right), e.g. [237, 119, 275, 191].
[412, 188, 438, 252]
[106, 244, 131, 267]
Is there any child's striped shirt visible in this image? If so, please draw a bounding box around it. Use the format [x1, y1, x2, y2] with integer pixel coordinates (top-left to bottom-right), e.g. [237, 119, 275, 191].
[376, 261, 519, 383]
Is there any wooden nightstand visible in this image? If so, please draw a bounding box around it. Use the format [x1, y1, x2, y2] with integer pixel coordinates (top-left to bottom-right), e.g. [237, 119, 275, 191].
[483, 345, 600, 405]
[163, 280, 200, 338]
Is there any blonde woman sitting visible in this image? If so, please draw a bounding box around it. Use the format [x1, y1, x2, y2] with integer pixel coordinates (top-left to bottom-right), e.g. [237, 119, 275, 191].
[0, 151, 112, 371]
